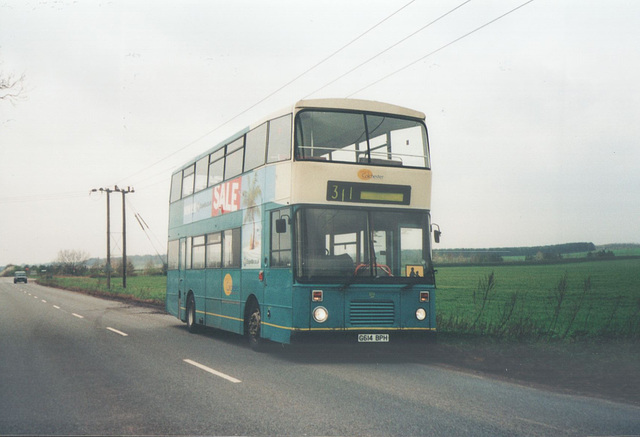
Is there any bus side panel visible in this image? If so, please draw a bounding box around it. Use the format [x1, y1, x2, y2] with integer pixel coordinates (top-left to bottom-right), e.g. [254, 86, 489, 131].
[291, 284, 311, 330]
[220, 269, 243, 334]
[166, 270, 180, 318]
[205, 269, 223, 329]
[262, 268, 294, 344]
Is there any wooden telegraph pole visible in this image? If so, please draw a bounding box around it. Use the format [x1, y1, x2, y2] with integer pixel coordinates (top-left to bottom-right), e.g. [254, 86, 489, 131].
[115, 186, 135, 288]
[91, 187, 114, 289]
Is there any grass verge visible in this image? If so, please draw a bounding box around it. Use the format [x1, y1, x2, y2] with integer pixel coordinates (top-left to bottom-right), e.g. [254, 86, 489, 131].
[37, 275, 165, 307]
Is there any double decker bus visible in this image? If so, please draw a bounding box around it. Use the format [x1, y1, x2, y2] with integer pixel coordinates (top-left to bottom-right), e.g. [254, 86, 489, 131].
[166, 98, 438, 349]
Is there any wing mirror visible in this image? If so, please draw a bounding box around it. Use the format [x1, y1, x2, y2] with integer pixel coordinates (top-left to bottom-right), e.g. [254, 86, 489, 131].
[431, 223, 442, 243]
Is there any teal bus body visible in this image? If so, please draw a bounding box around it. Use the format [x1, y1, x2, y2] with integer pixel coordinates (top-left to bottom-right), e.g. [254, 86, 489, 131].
[166, 99, 437, 347]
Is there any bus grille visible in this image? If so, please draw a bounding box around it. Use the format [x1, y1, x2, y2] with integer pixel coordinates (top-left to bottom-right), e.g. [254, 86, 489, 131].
[349, 301, 395, 326]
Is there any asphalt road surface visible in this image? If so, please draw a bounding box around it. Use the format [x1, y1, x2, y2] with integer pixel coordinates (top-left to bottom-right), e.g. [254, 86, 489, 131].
[1, 278, 639, 436]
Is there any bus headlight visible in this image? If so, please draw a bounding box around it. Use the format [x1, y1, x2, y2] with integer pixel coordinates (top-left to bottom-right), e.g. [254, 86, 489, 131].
[415, 308, 427, 321]
[313, 306, 329, 323]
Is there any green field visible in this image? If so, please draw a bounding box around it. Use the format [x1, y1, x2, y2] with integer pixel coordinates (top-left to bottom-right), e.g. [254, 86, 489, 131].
[436, 258, 640, 340]
[38, 258, 640, 341]
[37, 275, 166, 305]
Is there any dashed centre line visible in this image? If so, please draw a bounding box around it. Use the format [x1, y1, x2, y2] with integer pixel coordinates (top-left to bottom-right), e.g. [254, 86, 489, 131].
[184, 359, 242, 383]
[22, 290, 131, 341]
[106, 327, 128, 337]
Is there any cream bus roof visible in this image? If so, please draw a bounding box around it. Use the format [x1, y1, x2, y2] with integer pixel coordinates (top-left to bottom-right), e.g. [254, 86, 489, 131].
[254, 98, 426, 127]
[294, 98, 426, 120]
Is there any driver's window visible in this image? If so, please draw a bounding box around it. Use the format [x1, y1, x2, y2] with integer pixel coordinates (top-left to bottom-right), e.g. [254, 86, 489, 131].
[400, 227, 423, 276]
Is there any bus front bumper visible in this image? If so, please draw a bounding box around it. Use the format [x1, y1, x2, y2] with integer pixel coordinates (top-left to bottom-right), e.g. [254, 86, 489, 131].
[289, 329, 437, 346]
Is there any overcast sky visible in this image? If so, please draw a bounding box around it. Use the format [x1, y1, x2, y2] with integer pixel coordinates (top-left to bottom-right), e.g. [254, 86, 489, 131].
[1, 0, 639, 266]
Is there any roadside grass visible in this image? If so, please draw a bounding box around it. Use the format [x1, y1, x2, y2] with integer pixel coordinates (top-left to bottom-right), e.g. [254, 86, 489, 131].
[37, 275, 166, 306]
[436, 258, 640, 340]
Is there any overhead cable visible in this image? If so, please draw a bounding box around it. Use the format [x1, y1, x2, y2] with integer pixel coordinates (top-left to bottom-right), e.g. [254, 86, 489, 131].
[348, 0, 537, 97]
[305, 0, 474, 98]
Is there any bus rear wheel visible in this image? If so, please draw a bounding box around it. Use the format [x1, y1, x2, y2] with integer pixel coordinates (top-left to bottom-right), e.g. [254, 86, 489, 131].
[246, 304, 264, 351]
[186, 294, 198, 333]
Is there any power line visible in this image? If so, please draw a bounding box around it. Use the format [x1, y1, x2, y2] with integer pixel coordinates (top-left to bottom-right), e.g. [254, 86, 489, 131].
[348, 0, 537, 98]
[304, 0, 474, 99]
[133, 211, 166, 267]
[115, 0, 417, 187]
[126, 197, 166, 264]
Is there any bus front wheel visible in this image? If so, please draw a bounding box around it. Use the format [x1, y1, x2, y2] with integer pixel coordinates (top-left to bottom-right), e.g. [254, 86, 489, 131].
[246, 304, 264, 351]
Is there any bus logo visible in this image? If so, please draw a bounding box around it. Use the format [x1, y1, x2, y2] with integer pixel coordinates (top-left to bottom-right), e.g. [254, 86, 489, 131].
[358, 169, 373, 180]
[223, 274, 233, 296]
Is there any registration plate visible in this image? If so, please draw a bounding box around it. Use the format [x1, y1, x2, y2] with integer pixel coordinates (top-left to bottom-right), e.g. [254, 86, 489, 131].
[358, 333, 390, 343]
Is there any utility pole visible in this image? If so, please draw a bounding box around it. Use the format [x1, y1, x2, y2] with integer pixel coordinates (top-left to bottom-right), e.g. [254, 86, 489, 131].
[115, 186, 135, 288]
[91, 187, 114, 289]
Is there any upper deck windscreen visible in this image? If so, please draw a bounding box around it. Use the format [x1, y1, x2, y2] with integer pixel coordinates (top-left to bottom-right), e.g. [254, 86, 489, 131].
[295, 110, 429, 169]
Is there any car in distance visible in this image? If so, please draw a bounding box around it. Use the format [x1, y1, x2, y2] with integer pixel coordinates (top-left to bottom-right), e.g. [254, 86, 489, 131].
[14, 271, 28, 284]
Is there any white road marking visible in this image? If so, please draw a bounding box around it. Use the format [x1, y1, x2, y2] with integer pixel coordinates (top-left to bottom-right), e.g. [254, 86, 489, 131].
[183, 359, 242, 383]
[53, 305, 61, 309]
[72, 313, 84, 319]
[41, 300, 47, 303]
[106, 327, 128, 337]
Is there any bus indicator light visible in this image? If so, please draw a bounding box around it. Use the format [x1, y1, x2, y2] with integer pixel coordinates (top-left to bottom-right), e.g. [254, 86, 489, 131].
[312, 290, 323, 302]
[420, 291, 430, 302]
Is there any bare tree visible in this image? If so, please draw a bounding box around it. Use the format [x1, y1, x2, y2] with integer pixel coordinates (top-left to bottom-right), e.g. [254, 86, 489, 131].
[0, 71, 26, 104]
[56, 249, 90, 275]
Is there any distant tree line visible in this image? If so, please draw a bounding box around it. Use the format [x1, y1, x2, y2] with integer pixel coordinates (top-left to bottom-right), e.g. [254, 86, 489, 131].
[587, 249, 616, 259]
[1, 250, 167, 278]
[434, 242, 598, 265]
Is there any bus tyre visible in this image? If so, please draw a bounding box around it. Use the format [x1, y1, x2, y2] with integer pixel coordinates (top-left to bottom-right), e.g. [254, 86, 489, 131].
[186, 294, 198, 333]
[247, 304, 264, 351]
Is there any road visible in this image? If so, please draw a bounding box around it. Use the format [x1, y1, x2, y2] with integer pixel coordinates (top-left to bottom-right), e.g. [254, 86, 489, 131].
[1, 278, 639, 436]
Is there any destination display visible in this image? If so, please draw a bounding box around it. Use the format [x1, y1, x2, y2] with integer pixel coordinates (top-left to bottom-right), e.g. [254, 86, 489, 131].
[326, 181, 411, 205]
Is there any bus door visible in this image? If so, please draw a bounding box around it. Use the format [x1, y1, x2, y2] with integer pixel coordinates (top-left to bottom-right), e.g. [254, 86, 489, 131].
[220, 228, 242, 334]
[262, 209, 294, 343]
[178, 237, 187, 321]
